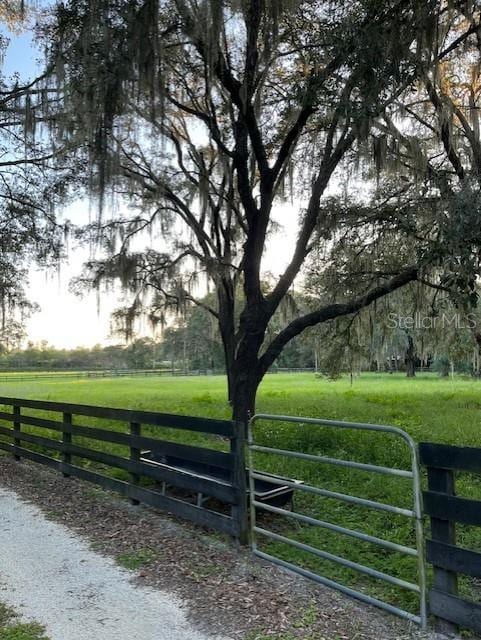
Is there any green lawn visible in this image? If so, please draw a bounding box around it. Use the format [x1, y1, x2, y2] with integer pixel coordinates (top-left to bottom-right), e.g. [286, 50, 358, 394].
[1, 370, 479, 444]
[1, 371, 480, 618]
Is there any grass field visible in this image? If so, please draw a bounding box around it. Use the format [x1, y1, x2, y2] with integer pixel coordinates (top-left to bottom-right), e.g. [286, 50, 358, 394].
[1, 371, 480, 619]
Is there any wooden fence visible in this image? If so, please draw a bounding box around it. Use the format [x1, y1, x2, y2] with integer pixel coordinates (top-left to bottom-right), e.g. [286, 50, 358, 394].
[0, 369, 183, 383]
[0, 396, 247, 541]
[420, 442, 481, 635]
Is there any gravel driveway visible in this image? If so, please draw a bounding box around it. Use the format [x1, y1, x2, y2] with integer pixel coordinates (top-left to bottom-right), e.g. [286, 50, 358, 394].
[0, 487, 226, 640]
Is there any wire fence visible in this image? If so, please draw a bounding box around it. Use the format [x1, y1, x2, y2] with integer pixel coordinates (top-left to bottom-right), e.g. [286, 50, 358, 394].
[0, 365, 443, 384]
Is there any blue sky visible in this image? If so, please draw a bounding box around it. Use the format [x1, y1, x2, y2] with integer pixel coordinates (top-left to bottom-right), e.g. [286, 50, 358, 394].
[2, 30, 35, 77]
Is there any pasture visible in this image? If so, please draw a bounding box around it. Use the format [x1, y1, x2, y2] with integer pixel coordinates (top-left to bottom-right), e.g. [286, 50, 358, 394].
[1, 371, 481, 617]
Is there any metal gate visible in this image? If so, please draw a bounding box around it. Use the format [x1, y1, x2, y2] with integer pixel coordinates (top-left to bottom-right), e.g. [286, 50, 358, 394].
[247, 414, 427, 628]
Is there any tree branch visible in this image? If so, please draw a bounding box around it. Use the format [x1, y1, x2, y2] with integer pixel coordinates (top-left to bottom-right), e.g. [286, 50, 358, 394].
[424, 75, 466, 180]
[267, 127, 356, 309]
[259, 266, 419, 373]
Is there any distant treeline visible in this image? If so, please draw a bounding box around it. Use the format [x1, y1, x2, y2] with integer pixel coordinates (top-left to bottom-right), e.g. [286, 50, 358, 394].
[0, 339, 163, 371]
[0, 327, 314, 373]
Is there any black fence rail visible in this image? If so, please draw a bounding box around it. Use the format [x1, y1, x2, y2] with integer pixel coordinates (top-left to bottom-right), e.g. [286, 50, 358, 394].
[420, 442, 481, 635]
[0, 396, 247, 540]
[0, 369, 176, 383]
[0, 369, 234, 383]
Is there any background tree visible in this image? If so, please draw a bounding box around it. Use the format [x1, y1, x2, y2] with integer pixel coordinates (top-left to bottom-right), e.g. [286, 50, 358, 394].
[125, 337, 157, 369]
[303, 2, 481, 381]
[373, 2, 481, 293]
[0, 3, 73, 348]
[0, 341, 161, 370]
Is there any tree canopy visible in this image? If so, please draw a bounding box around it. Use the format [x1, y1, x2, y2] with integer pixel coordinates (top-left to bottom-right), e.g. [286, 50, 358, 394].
[32, 0, 481, 419]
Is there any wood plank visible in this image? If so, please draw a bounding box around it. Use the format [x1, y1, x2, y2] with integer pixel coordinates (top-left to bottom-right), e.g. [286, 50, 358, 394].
[0, 426, 57, 450]
[0, 411, 62, 429]
[423, 490, 481, 526]
[0, 396, 233, 436]
[62, 412, 72, 478]
[0, 441, 61, 471]
[0, 412, 234, 469]
[13, 405, 20, 461]
[130, 422, 141, 505]
[430, 590, 481, 635]
[100, 454, 238, 503]
[230, 421, 248, 544]
[420, 442, 481, 473]
[426, 539, 481, 578]
[0, 427, 237, 502]
[426, 467, 459, 636]
[126, 436, 234, 470]
[0, 441, 239, 536]
[0, 412, 134, 444]
[64, 465, 240, 536]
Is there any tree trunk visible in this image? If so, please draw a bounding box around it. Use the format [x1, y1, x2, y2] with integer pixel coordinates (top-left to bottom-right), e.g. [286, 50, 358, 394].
[405, 334, 416, 377]
[216, 299, 266, 419]
[473, 332, 481, 377]
[224, 295, 272, 424]
[217, 279, 237, 404]
[406, 358, 416, 377]
[216, 287, 269, 420]
[222, 339, 236, 404]
[231, 364, 262, 425]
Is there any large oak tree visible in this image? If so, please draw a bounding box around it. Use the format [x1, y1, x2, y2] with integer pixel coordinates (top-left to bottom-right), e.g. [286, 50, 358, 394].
[46, 0, 477, 422]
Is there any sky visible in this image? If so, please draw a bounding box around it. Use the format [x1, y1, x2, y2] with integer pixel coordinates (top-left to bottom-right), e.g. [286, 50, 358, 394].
[1, 7, 301, 349]
[0, 13, 124, 348]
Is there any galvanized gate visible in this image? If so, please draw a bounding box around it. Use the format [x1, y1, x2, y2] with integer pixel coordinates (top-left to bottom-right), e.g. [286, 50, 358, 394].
[247, 414, 427, 628]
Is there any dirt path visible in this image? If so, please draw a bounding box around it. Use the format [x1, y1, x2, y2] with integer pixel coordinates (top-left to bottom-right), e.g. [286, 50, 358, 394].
[0, 487, 225, 640]
[0, 458, 444, 640]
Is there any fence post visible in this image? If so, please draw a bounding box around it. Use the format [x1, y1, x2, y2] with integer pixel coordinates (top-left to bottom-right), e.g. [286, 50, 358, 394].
[62, 412, 72, 477]
[427, 466, 459, 635]
[231, 421, 248, 545]
[13, 405, 20, 461]
[130, 422, 141, 505]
